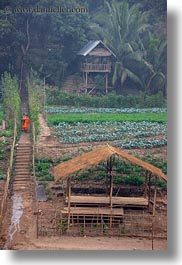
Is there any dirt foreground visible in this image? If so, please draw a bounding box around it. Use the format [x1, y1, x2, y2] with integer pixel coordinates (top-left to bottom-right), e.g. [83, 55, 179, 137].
[12, 236, 167, 250]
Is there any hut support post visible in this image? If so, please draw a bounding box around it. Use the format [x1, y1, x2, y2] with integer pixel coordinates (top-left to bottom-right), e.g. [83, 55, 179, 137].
[148, 173, 152, 211]
[85, 72, 88, 93]
[109, 157, 113, 228]
[152, 176, 157, 250]
[109, 173, 113, 228]
[144, 171, 149, 198]
[67, 177, 71, 230]
[105, 73, 108, 94]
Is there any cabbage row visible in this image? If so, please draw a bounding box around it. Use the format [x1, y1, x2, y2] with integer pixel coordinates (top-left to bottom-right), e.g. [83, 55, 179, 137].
[47, 107, 166, 114]
[55, 121, 167, 148]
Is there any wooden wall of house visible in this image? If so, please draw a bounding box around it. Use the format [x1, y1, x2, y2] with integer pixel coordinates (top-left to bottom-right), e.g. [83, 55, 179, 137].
[89, 48, 112, 57]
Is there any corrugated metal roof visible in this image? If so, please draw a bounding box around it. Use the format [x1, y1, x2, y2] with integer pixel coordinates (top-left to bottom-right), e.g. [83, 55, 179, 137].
[77, 40, 116, 57]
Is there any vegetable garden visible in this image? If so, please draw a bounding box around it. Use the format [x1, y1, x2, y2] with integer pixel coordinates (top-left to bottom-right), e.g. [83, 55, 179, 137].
[47, 107, 167, 149]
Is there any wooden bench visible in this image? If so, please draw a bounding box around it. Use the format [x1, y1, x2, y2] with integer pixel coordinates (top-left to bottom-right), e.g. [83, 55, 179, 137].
[66, 195, 148, 208]
[61, 206, 124, 217]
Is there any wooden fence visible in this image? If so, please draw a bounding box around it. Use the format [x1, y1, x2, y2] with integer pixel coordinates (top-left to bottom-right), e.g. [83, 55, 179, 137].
[37, 207, 167, 241]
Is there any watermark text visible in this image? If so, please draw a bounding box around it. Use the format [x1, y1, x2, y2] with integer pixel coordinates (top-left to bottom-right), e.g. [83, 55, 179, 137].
[4, 6, 88, 14]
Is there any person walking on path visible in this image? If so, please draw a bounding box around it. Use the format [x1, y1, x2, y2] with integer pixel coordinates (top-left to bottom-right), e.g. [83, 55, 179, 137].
[22, 113, 30, 132]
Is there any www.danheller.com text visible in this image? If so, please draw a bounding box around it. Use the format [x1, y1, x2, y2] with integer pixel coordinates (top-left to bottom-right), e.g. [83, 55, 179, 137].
[5, 5, 88, 14]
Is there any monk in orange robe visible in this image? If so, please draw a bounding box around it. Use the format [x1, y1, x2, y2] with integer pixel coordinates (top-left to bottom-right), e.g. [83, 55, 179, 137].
[22, 114, 30, 132]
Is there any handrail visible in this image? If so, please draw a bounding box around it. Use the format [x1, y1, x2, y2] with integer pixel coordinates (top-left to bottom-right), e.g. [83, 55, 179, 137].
[81, 63, 111, 72]
[32, 121, 39, 238]
[0, 117, 17, 227]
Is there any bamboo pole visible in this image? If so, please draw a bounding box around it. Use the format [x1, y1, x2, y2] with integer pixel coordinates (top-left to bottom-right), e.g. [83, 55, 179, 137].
[67, 177, 71, 230]
[109, 157, 113, 228]
[148, 173, 152, 211]
[85, 72, 88, 93]
[0, 117, 17, 225]
[144, 171, 149, 198]
[105, 73, 108, 94]
[152, 176, 157, 250]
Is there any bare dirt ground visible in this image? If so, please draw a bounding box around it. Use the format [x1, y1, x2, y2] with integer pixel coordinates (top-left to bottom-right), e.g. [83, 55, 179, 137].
[12, 235, 167, 250]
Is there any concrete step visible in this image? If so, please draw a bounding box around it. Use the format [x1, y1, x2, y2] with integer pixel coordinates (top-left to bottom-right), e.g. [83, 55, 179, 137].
[16, 146, 32, 150]
[16, 152, 32, 155]
[14, 171, 30, 175]
[14, 165, 30, 169]
[13, 179, 32, 185]
[15, 163, 31, 170]
[15, 157, 32, 162]
[14, 175, 32, 181]
[16, 151, 32, 155]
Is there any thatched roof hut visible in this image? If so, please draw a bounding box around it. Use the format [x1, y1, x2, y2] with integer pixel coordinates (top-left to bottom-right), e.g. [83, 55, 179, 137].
[53, 145, 167, 233]
[54, 144, 167, 182]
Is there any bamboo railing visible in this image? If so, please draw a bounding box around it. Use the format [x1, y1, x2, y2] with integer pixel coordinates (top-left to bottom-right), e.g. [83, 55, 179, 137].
[81, 63, 111, 72]
[31, 121, 39, 238]
[0, 117, 17, 227]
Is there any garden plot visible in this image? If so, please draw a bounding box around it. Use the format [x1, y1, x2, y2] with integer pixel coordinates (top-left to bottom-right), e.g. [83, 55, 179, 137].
[47, 107, 167, 149]
[46, 107, 166, 114]
[55, 121, 167, 148]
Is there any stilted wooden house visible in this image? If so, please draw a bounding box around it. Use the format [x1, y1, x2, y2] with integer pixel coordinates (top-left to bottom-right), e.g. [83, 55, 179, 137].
[77, 40, 116, 94]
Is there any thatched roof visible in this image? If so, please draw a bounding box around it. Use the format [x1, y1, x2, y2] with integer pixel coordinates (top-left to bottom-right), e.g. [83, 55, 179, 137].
[54, 145, 167, 182]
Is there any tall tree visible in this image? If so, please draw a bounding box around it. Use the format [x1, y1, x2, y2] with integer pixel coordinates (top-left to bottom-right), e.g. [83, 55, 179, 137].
[0, 0, 90, 86]
[90, 0, 152, 91]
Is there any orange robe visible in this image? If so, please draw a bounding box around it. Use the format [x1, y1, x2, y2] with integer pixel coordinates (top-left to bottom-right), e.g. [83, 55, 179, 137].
[22, 116, 30, 131]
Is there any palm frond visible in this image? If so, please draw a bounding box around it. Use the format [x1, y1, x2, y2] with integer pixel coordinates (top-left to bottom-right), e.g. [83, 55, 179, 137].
[124, 68, 144, 88]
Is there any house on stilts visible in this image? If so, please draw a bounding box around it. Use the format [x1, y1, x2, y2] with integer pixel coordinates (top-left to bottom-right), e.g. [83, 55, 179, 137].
[77, 40, 116, 94]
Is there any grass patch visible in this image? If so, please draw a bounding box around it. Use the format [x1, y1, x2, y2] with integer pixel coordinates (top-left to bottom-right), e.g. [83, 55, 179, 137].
[35, 158, 54, 184]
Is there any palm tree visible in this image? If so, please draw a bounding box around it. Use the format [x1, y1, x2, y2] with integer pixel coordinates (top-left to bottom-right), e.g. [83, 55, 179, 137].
[90, 0, 153, 91]
[145, 34, 167, 95]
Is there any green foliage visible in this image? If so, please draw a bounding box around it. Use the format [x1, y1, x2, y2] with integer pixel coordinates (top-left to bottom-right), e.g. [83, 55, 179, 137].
[0, 139, 11, 177]
[0, 105, 4, 122]
[1, 72, 21, 126]
[90, 0, 152, 90]
[73, 171, 89, 181]
[0, 0, 166, 97]
[114, 175, 144, 186]
[0, 0, 89, 86]
[157, 179, 167, 191]
[48, 112, 166, 125]
[0, 130, 13, 137]
[46, 90, 166, 109]
[57, 218, 68, 233]
[28, 70, 44, 135]
[47, 106, 167, 148]
[35, 157, 54, 183]
[70, 156, 166, 190]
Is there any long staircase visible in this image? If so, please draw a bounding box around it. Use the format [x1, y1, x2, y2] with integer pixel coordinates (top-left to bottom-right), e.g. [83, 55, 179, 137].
[13, 136, 33, 197]
[5, 133, 36, 249]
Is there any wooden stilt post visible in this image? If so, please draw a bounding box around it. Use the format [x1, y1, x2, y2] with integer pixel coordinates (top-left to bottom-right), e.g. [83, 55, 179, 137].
[67, 177, 71, 230]
[109, 157, 113, 228]
[85, 72, 88, 93]
[106, 160, 109, 196]
[105, 73, 108, 94]
[109, 173, 113, 228]
[152, 176, 157, 250]
[144, 171, 149, 198]
[148, 173, 152, 211]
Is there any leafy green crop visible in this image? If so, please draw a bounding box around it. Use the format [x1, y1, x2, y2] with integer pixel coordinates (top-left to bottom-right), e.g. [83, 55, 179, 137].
[48, 112, 166, 125]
